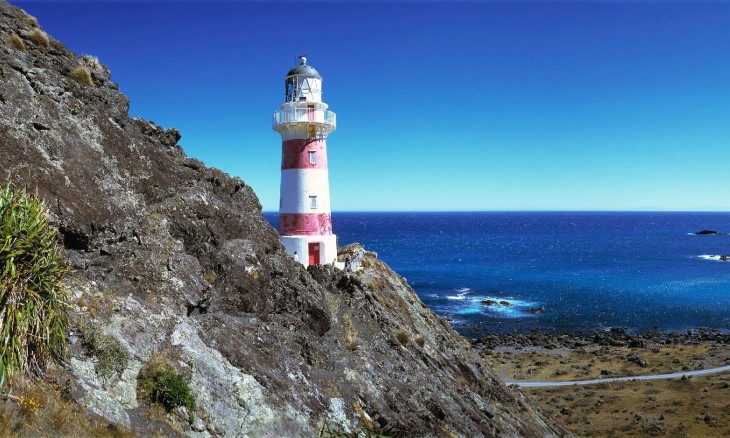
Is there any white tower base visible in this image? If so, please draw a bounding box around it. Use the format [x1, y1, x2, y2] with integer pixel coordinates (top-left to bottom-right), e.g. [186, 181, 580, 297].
[282, 234, 338, 267]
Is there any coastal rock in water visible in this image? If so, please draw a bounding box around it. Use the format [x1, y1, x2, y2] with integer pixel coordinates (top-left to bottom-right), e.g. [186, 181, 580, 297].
[499, 300, 511, 306]
[529, 307, 546, 314]
[694, 229, 722, 235]
[481, 299, 497, 306]
[0, 2, 563, 436]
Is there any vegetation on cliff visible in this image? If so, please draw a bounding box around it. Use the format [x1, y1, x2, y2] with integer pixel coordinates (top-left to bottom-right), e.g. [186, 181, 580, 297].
[0, 182, 68, 388]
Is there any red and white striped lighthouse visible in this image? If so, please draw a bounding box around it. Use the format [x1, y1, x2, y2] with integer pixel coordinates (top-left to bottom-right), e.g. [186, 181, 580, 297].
[273, 56, 337, 266]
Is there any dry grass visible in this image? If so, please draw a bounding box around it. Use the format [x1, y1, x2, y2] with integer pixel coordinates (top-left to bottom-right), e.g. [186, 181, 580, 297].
[484, 343, 726, 383]
[0, 376, 134, 437]
[7, 33, 26, 52]
[342, 313, 357, 344]
[69, 66, 94, 87]
[415, 334, 425, 347]
[394, 328, 410, 346]
[80, 54, 102, 71]
[485, 343, 730, 437]
[524, 375, 730, 437]
[28, 28, 49, 48]
[24, 16, 38, 27]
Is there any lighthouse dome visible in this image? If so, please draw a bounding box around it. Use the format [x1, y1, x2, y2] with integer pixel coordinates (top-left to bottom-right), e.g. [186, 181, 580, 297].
[286, 62, 322, 80]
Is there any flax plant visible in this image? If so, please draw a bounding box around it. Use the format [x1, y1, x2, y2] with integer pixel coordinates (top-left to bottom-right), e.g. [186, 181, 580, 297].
[0, 182, 69, 388]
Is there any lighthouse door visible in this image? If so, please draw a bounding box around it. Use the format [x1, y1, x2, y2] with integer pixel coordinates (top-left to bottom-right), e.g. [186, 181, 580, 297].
[307, 104, 315, 122]
[308, 242, 321, 265]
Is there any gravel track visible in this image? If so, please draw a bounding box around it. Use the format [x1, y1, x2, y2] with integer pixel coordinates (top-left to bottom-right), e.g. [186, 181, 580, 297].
[506, 364, 730, 387]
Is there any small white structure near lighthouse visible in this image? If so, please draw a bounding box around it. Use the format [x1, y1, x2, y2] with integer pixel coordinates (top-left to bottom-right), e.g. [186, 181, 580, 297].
[273, 56, 337, 266]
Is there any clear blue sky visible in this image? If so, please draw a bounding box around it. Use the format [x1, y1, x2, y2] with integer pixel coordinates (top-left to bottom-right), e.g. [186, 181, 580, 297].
[14, 1, 730, 211]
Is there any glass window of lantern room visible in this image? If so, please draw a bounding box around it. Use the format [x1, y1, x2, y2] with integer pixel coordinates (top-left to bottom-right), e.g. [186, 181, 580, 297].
[286, 79, 295, 102]
[309, 195, 318, 209]
[309, 151, 316, 164]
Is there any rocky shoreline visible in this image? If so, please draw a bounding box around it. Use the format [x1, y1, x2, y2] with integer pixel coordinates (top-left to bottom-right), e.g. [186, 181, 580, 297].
[476, 327, 730, 437]
[471, 327, 730, 351]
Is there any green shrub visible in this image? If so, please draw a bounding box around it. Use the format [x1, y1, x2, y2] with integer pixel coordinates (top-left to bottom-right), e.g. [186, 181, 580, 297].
[69, 66, 93, 87]
[79, 326, 130, 385]
[7, 33, 26, 52]
[0, 182, 69, 388]
[138, 359, 195, 424]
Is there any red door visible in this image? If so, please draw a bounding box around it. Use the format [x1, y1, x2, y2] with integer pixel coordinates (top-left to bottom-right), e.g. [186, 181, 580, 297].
[307, 104, 315, 122]
[308, 242, 320, 265]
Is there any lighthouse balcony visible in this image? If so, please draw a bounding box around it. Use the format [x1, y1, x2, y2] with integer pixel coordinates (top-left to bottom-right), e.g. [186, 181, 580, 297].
[272, 108, 336, 133]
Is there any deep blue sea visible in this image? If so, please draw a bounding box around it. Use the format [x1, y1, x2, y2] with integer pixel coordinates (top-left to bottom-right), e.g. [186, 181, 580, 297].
[265, 212, 730, 335]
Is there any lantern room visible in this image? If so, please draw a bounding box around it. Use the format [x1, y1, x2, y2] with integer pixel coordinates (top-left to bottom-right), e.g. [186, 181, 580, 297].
[285, 55, 323, 103]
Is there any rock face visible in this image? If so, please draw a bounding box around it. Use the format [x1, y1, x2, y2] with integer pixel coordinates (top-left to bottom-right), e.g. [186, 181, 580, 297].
[0, 2, 563, 436]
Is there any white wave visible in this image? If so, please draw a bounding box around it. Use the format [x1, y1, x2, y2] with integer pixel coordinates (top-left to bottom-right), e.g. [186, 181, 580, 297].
[446, 294, 467, 300]
[698, 255, 730, 262]
[446, 288, 472, 300]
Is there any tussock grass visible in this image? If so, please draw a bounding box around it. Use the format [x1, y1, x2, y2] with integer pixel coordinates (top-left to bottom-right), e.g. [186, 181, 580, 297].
[24, 16, 38, 27]
[0, 182, 69, 389]
[394, 329, 410, 346]
[415, 334, 425, 347]
[69, 66, 93, 87]
[7, 33, 26, 52]
[28, 28, 48, 48]
[80, 54, 102, 71]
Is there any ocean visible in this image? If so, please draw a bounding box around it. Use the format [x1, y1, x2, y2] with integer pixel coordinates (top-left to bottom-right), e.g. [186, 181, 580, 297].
[264, 212, 730, 335]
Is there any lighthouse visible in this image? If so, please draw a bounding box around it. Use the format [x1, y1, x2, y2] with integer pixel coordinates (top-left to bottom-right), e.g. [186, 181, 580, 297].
[273, 56, 337, 266]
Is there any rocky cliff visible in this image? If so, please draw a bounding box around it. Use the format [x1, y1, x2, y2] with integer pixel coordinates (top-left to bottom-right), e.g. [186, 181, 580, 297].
[0, 2, 563, 436]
